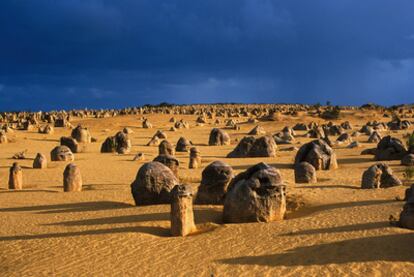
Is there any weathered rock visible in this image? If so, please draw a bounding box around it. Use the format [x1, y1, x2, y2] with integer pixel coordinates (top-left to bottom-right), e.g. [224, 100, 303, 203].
[175, 137, 192, 152]
[147, 136, 160, 146]
[170, 184, 196, 237]
[223, 163, 286, 223]
[226, 119, 238, 128]
[294, 162, 317, 183]
[375, 136, 407, 161]
[293, 123, 308, 131]
[351, 131, 362, 137]
[261, 111, 282, 121]
[327, 125, 344, 136]
[189, 147, 201, 169]
[282, 126, 296, 137]
[2, 126, 14, 134]
[13, 150, 27, 160]
[63, 163, 82, 192]
[295, 139, 337, 170]
[368, 131, 382, 143]
[196, 116, 207, 124]
[8, 162, 23, 190]
[361, 163, 402, 189]
[195, 161, 234, 204]
[174, 120, 189, 129]
[33, 153, 47, 169]
[248, 125, 266, 135]
[38, 124, 54, 134]
[404, 184, 414, 201]
[22, 121, 36, 131]
[0, 131, 8, 144]
[142, 119, 152, 129]
[398, 184, 414, 230]
[247, 118, 258, 124]
[307, 127, 325, 139]
[100, 136, 117, 153]
[60, 136, 86, 153]
[51, 145, 74, 161]
[123, 127, 134, 134]
[361, 148, 377, 155]
[153, 130, 167, 140]
[130, 161, 179, 205]
[341, 121, 353, 130]
[115, 131, 132, 154]
[273, 131, 295, 145]
[132, 152, 145, 161]
[153, 154, 179, 177]
[159, 140, 175, 156]
[401, 154, 414, 166]
[54, 118, 69, 128]
[208, 128, 231, 146]
[347, 141, 360, 149]
[360, 125, 374, 136]
[337, 133, 352, 144]
[101, 132, 131, 154]
[71, 125, 91, 143]
[227, 136, 277, 158]
[388, 119, 410, 130]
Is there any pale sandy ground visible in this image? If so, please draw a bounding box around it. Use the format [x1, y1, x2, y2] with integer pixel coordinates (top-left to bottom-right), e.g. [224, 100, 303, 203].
[1, 111, 413, 276]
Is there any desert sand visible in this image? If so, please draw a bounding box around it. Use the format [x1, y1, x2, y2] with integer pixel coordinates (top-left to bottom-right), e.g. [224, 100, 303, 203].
[1, 109, 413, 276]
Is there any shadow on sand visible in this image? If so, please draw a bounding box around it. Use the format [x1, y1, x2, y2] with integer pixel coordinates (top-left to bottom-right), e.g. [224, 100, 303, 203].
[281, 221, 389, 236]
[0, 189, 59, 193]
[0, 201, 133, 214]
[337, 157, 373, 164]
[295, 184, 358, 189]
[0, 206, 222, 241]
[0, 226, 170, 241]
[286, 199, 396, 219]
[47, 207, 222, 227]
[217, 232, 414, 266]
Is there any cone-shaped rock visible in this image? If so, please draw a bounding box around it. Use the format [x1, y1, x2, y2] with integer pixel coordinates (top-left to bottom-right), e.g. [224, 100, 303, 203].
[33, 153, 47, 169]
[63, 163, 82, 192]
[208, 128, 231, 146]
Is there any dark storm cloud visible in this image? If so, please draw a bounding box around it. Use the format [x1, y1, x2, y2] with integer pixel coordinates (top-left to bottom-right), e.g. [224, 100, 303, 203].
[0, 0, 414, 110]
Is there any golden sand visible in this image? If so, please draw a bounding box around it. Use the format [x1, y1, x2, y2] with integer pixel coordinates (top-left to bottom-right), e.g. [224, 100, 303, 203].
[1, 112, 413, 276]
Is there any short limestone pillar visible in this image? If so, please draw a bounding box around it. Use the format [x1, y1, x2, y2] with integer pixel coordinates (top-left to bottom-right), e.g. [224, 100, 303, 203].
[189, 147, 201, 169]
[159, 140, 175, 156]
[33, 153, 48, 169]
[63, 163, 82, 192]
[0, 131, 7, 144]
[294, 162, 317, 184]
[9, 162, 23, 190]
[170, 184, 196, 236]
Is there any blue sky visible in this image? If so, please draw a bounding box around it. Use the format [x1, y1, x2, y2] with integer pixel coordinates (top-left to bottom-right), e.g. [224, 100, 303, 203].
[1, 1, 414, 111]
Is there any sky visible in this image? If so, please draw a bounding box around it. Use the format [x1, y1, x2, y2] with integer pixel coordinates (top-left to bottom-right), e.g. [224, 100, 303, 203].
[0, 0, 414, 111]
